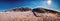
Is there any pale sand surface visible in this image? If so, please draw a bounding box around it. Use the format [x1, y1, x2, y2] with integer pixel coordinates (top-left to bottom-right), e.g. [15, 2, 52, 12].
[0, 11, 60, 21]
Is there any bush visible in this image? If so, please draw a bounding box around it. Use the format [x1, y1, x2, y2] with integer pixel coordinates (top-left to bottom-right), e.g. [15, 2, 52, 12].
[10, 7, 32, 12]
[19, 7, 31, 11]
[32, 8, 45, 13]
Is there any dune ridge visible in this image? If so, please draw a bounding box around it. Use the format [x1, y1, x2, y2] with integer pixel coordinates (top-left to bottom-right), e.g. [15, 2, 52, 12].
[0, 8, 60, 21]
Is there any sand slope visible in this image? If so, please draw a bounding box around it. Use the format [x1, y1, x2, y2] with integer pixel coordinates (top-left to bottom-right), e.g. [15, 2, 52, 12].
[0, 11, 60, 21]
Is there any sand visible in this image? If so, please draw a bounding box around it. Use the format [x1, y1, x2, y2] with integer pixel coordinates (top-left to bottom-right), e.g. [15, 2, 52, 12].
[0, 11, 60, 21]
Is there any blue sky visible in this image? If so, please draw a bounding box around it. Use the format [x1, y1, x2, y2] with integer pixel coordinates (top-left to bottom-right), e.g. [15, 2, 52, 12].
[0, 0, 60, 12]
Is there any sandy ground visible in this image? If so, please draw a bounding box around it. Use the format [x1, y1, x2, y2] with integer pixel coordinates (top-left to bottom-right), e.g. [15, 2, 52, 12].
[0, 11, 60, 21]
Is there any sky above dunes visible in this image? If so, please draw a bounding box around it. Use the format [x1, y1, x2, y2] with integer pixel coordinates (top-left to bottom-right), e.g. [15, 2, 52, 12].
[0, 0, 60, 11]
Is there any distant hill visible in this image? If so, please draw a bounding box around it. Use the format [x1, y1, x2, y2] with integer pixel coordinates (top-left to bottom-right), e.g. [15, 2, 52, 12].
[4, 7, 32, 12]
[32, 8, 60, 14]
[4, 7, 60, 13]
[4, 7, 60, 17]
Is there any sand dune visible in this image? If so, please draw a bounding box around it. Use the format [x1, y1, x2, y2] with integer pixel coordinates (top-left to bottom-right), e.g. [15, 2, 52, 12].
[0, 11, 60, 21]
[0, 8, 60, 21]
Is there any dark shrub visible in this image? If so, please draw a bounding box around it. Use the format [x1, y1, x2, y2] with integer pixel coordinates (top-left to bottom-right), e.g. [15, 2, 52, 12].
[19, 7, 31, 11]
[11, 7, 32, 12]
[32, 8, 45, 13]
